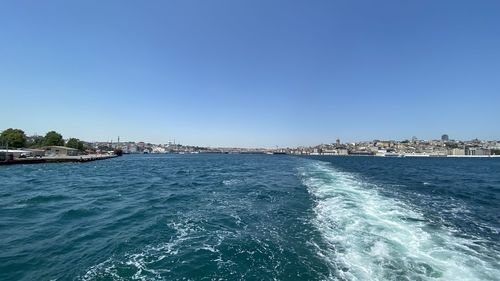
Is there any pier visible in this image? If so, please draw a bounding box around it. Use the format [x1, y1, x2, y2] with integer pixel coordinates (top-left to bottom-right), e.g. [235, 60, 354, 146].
[0, 154, 118, 166]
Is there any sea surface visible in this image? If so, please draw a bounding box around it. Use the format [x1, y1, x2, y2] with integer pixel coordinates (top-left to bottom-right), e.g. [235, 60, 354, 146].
[0, 154, 499, 281]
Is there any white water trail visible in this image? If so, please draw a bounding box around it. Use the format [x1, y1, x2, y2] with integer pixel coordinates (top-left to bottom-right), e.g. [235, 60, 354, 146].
[300, 161, 499, 281]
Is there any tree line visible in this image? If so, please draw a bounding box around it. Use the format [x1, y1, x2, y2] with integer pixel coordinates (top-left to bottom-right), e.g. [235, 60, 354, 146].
[0, 128, 85, 151]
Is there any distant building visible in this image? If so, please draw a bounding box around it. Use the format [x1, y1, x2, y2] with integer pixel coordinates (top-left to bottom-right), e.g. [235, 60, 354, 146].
[322, 149, 338, 155]
[465, 147, 490, 156]
[131, 145, 138, 153]
[337, 149, 349, 155]
[0, 149, 33, 160]
[441, 134, 449, 141]
[44, 146, 79, 156]
[25, 149, 45, 157]
[448, 148, 465, 156]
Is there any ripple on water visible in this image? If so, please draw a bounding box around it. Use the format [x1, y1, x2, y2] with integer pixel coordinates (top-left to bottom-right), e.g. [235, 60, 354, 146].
[58, 207, 102, 220]
[2, 155, 498, 281]
[21, 194, 70, 205]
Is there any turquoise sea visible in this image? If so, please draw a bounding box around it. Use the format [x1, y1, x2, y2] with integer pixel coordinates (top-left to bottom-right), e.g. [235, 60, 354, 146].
[0, 154, 499, 280]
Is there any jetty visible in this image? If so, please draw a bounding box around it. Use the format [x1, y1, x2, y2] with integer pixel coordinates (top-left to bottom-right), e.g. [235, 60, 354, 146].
[0, 154, 118, 166]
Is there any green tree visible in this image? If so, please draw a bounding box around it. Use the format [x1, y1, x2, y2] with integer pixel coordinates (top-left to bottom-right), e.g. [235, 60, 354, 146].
[1, 128, 27, 148]
[43, 131, 64, 146]
[445, 142, 459, 149]
[66, 138, 84, 150]
[26, 135, 44, 148]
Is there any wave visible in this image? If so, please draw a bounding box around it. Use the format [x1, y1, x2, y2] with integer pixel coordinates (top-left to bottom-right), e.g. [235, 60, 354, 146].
[21, 194, 70, 204]
[59, 207, 101, 220]
[299, 161, 500, 281]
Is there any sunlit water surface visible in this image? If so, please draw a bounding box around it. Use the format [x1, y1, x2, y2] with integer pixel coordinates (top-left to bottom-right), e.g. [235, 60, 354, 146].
[0, 155, 498, 280]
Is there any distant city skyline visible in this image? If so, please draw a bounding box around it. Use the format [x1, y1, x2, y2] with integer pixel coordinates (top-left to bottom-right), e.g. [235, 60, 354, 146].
[1, 1, 499, 147]
[9, 129, 499, 149]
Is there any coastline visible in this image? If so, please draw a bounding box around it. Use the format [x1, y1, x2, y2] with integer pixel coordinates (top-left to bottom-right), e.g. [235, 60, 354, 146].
[300, 154, 500, 158]
[0, 154, 118, 166]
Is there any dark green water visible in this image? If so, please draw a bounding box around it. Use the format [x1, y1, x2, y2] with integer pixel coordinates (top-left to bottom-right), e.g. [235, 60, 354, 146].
[0, 154, 499, 280]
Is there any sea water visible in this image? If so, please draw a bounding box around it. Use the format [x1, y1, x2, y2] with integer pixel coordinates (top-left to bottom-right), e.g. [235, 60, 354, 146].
[0, 154, 498, 280]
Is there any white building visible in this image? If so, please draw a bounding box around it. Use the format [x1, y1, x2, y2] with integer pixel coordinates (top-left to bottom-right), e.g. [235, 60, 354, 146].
[448, 148, 465, 155]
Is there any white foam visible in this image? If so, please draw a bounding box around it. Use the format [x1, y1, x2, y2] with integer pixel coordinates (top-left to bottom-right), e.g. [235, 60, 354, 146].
[222, 179, 242, 186]
[80, 215, 233, 280]
[80, 221, 192, 280]
[81, 242, 173, 281]
[300, 161, 500, 281]
[2, 203, 27, 209]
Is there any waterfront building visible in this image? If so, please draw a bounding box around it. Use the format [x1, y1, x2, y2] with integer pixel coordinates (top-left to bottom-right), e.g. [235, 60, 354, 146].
[25, 149, 45, 157]
[131, 145, 139, 153]
[465, 147, 491, 156]
[0, 149, 34, 160]
[448, 148, 465, 156]
[338, 149, 349, 155]
[44, 146, 79, 157]
[322, 149, 338, 155]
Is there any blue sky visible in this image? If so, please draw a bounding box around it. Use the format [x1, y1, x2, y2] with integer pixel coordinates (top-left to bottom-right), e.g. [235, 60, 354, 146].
[1, 0, 499, 147]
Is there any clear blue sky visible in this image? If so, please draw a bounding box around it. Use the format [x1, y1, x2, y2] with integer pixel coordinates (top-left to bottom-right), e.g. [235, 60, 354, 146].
[1, 0, 499, 147]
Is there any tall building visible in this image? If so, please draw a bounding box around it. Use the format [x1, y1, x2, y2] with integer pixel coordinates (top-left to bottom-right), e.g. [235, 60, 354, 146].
[441, 134, 449, 141]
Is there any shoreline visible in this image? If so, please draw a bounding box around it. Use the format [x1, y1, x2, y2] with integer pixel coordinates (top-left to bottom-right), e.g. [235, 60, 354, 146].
[0, 154, 118, 166]
[299, 154, 500, 158]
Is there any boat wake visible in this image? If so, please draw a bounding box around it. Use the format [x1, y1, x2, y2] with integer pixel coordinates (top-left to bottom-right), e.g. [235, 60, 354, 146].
[299, 161, 499, 281]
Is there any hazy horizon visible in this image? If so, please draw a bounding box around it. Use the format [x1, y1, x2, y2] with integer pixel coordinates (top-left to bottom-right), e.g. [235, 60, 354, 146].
[3, 128, 498, 149]
[1, 1, 499, 147]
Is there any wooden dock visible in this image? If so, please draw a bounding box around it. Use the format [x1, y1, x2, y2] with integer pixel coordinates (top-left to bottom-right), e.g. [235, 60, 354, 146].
[0, 154, 118, 166]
